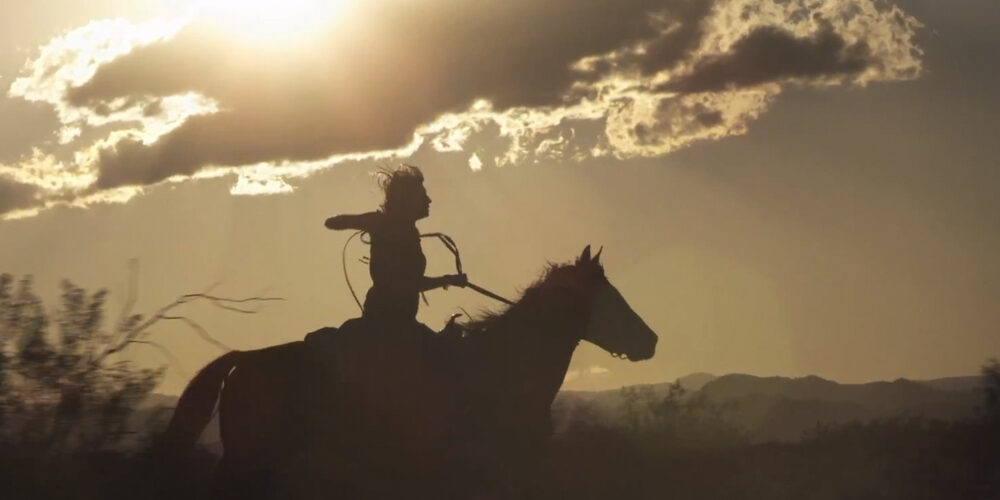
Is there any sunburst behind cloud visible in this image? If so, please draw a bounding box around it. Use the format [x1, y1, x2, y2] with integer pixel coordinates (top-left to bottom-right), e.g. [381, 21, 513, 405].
[2, 0, 923, 219]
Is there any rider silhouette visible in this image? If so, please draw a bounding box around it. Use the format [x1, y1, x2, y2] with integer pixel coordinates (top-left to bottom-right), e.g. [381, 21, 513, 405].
[325, 165, 467, 328]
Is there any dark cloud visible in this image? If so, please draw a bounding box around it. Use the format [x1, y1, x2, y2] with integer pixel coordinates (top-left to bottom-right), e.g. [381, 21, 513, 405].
[695, 110, 723, 127]
[636, 0, 715, 75]
[0, 176, 40, 216]
[661, 20, 874, 94]
[570, 0, 714, 81]
[50, 0, 914, 192]
[67, 0, 706, 189]
[630, 97, 730, 147]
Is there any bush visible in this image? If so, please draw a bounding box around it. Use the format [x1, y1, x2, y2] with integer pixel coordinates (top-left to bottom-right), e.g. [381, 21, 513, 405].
[982, 358, 1000, 425]
[618, 382, 747, 454]
[0, 274, 161, 454]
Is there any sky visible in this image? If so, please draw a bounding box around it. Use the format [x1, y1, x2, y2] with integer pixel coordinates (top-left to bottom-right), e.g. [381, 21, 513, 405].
[0, 0, 998, 394]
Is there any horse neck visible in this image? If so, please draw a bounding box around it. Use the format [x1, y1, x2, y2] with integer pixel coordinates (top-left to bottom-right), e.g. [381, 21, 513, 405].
[479, 293, 586, 429]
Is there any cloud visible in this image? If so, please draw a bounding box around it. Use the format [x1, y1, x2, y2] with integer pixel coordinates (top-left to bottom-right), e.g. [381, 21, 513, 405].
[588, 365, 610, 375]
[0, 175, 40, 217]
[3, 0, 923, 216]
[660, 19, 875, 93]
[8, 17, 193, 144]
[563, 365, 611, 384]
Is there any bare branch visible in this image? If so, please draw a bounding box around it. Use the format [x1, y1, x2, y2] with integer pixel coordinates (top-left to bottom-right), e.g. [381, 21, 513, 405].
[96, 287, 281, 364]
[209, 301, 269, 314]
[180, 292, 284, 312]
[161, 315, 232, 352]
[202, 281, 223, 296]
[115, 259, 139, 340]
[105, 261, 141, 356]
[127, 340, 189, 379]
[112, 297, 187, 346]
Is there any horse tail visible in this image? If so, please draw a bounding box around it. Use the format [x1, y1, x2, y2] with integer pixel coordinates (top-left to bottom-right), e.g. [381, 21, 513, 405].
[162, 351, 242, 455]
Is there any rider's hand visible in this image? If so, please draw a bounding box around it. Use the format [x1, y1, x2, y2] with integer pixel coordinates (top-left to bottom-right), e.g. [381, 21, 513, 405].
[450, 273, 468, 288]
[324, 216, 344, 230]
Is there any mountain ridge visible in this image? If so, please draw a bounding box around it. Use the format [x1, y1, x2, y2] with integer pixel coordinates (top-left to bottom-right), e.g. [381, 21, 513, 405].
[144, 372, 987, 444]
[553, 372, 985, 442]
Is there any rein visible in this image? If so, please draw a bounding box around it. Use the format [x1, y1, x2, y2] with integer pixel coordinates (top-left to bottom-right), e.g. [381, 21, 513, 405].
[420, 233, 516, 306]
[341, 230, 514, 314]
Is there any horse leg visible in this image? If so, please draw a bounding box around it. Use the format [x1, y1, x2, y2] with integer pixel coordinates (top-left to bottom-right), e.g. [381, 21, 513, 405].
[214, 344, 305, 498]
[211, 451, 279, 500]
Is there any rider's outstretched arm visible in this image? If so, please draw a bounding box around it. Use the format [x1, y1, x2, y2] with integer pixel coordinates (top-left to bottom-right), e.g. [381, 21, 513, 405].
[324, 212, 381, 232]
[420, 274, 467, 292]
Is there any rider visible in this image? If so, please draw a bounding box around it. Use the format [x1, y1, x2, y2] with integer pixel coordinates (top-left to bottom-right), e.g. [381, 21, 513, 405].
[325, 165, 467, 329]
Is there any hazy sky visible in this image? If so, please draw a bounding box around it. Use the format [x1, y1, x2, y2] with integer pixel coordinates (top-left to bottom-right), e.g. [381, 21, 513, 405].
[1, 0, 998, 394]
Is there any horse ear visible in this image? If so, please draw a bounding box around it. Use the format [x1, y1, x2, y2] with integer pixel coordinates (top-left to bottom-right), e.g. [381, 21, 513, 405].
[593, 246, 603, 264]
[579, 245, 592, 264]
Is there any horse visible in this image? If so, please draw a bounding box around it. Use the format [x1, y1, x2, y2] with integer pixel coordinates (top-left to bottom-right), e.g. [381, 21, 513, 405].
[162, 245, 658, 498]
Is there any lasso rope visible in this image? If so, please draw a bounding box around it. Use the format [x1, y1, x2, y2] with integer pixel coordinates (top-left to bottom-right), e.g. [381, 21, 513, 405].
[340, 230, 514, 313]
[343, 230, 366, 313]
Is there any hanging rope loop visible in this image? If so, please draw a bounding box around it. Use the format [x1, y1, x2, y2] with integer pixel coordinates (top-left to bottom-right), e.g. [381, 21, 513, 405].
[342, 230, 366, 312]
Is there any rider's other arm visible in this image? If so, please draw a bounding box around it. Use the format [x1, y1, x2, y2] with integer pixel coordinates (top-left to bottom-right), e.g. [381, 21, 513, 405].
[419, 274, 467, 292]
[324, 212, 381, 231]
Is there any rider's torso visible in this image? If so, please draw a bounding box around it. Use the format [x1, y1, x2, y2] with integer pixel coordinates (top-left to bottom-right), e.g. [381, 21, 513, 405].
[364, 215, 425, 320]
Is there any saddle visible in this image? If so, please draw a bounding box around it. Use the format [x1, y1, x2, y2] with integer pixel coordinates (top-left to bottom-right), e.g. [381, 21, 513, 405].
[304, 316, 463, 374]
[302, 317, 464, 461]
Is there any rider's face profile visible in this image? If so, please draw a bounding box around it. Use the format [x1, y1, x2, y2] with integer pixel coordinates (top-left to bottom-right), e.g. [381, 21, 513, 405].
[414, 183, 431, 219]
[395, 182, 430, 221]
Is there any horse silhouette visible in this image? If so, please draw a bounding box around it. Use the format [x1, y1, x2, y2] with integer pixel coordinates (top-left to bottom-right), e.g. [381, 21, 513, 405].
[162, 245, 657, 498]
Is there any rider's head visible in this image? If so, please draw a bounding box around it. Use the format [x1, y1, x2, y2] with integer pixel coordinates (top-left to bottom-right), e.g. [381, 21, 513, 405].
[378, 164, 431, 221]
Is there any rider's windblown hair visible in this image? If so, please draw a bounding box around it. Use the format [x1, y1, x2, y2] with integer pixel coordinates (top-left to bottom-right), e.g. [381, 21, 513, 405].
[377, 164, 425, 214]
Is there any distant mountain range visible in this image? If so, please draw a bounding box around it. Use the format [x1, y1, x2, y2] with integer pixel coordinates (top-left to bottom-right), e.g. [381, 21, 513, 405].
[554, 373, 986, 443]
[143, 373, 987, 445]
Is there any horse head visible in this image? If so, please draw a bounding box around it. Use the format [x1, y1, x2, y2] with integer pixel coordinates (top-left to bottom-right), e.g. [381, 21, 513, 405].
[534, 245, 658, 361]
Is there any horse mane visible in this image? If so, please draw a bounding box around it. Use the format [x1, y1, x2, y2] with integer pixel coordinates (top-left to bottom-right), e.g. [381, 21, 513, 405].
[463, 260, 604, 336]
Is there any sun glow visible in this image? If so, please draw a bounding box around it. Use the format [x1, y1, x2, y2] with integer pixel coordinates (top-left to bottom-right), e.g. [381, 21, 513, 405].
[194, 0, 349, 45]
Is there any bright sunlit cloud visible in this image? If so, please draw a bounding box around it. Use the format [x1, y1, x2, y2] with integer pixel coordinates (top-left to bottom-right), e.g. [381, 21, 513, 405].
[193, 0, 351, 45]
[2, 0, 925, 219]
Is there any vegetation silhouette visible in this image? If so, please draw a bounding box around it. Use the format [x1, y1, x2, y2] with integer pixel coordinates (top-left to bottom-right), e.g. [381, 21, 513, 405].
[2, 162, 997, 498]
[1, 270, 997, 498]
[0, 273, 161, 454]
[0, 271, 274, 499]
[540, 365, 1000, 500]
[162, 245, 658, 498]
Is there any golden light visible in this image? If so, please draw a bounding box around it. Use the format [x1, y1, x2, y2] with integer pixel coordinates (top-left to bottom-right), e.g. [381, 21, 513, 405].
[193, 0, 350, 45]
